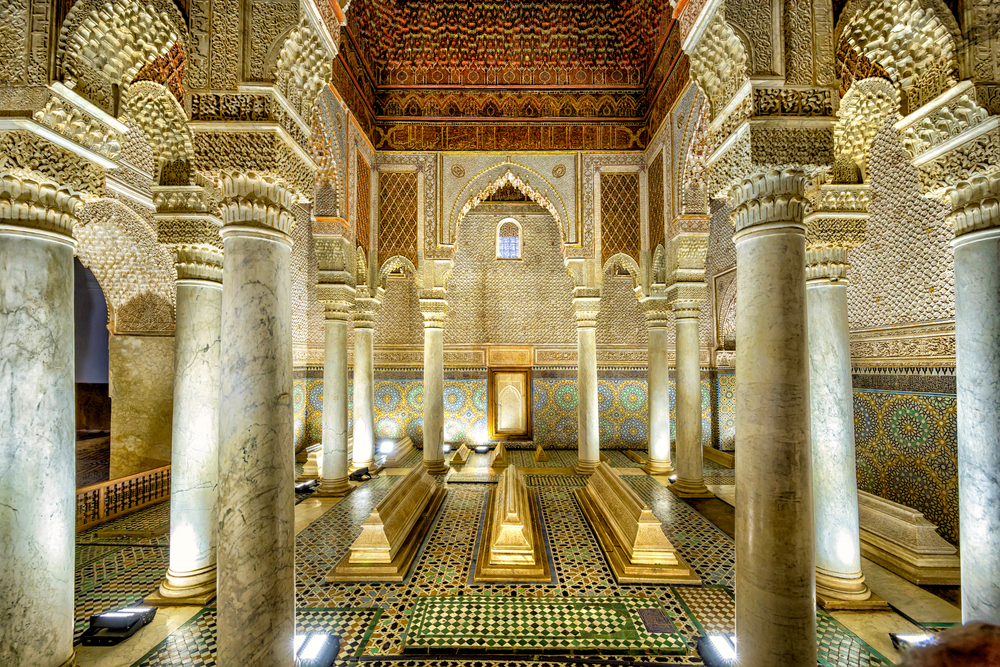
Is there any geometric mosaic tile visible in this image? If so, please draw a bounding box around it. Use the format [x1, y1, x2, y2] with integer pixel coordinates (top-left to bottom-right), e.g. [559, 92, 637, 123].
[131, 607, 380, 666]
[403, 595, 688, 653]
[674, 586, 736, 635]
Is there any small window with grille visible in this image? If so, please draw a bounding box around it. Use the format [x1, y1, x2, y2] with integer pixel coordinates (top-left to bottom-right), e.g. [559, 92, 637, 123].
[496, 218, 522, 259]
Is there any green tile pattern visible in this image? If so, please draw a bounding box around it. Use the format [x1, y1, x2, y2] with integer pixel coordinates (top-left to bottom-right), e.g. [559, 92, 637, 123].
[404, 596, 687, 653]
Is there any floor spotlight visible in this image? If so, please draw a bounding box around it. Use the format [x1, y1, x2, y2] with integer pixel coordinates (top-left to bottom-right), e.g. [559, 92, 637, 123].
[696, 634, 737, 667]
[295, 479, 318, 493]
[443, 444, 451, 453]
[81, 606, 157, 646]
[294, 633, 340, 667]
[379, 441, 394, 455]
[890, 633, 935, 651]
[475, 445, 488, 453]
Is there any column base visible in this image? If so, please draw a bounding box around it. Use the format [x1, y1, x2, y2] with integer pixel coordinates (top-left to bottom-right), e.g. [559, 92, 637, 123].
[423, 459, 448, 475]
[573, 459, 600, 475]
[57, 651, 76, 667]
[815, 568, 886, 610]
[145, 564, 217, 607]
[313, 477, 354, 498]
[350, 459, 375, 473]
[642, 459, 675, 476]
[668, 478, 715, 499]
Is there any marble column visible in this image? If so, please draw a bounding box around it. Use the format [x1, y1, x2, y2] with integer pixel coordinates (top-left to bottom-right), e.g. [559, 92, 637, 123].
[315, 292, 354, 496]
[420, 295, 448, 473]
[806, 249, 870, 605]
[731, 169, 816, 667]
[150, 246, 224, 605]
[352, 295, 377, 471]
[642, 298, 674, 475]
[951, 181, 1000, 623]
[574, 289, 601, 474]
[0, 185, 81, 667]
[216, 178, 296, 667]
[670, 306, 712, 498]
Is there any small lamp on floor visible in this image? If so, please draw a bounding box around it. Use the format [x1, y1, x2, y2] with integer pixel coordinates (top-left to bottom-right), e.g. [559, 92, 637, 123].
[80, 606, 157, 646]
[890, 633, 935, 651]
[696, 634, 738, 667]
[294, 633, 339, 667]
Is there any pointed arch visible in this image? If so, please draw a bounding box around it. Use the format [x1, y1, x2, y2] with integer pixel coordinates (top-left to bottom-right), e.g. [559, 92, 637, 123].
[377, 254, 418, 291]
[122, 81, 193, 185]
[448, 163, 570, 254]
[602, 252, 642, 291]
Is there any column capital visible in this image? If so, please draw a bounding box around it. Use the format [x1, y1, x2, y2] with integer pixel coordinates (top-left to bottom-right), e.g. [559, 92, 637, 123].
[173, 244, 224, 283]
[730, 168, 807, 234]
[947, 173, 1000, 238]
[353, 293, 379, 330]
[419, 289, 448, 330]
[572, 287, 601, 329]
[640, 294, 672, 329]
[803, 181, 869, 283]
[318, 284, 356, 322]
[667, 282, 707, 314]
[0, 171, 83, 243]
[214, 170, 297, 237]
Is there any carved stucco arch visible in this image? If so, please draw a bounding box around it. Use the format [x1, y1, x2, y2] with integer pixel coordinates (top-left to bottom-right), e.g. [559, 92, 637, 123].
[311, 89, 346, 218]
[835, 77, 900, 180]
[678, 93, 713, 216]
[448, 163, 570, 253]
[121, 81, 193, 185]
[834, 0, 961, 51]
[719, 275, 738, 350]
[55, 0, 188, 114]
[377, 254, 418, 292]
[74, 198, 177, 334]
[274, 17, 334, 122]
[601, 252, 642, 292]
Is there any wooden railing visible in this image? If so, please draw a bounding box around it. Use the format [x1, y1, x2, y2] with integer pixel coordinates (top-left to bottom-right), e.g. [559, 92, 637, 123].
[76, 465, 171, 532]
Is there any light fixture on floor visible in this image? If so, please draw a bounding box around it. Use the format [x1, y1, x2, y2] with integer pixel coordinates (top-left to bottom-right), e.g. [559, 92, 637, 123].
[295, 479, 318, 492]
[696, 634, 737, 667]
[294, 633, 339, 667]
[475, 445, 488, 453]
[669, 474, 678, 483]
[379, 441, 394, 454]
[80, 606, 157, 646]
[443, 444, 451, 453]
[890, 633, 935, 651]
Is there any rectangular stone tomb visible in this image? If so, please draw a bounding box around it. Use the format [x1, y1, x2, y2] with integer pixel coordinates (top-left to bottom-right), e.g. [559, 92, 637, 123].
[489, 442, 508, 469]
[296, 438, 353, 481]
[575, 462, 700, 584]
[450, 443, 470, 469]
[383, 436, 415, 468]
[327, 465, 446, 582]
[858, 490, 960, 585]
[402, 595, 687, 654]
[475, 466, 550, 582]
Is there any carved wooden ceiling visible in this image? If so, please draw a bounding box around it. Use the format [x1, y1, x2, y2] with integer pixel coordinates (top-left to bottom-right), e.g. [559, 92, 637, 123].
[332, 0, 690, 151]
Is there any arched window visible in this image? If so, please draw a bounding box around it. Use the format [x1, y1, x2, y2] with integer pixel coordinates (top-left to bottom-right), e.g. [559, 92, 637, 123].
[496, 218, 522, 259]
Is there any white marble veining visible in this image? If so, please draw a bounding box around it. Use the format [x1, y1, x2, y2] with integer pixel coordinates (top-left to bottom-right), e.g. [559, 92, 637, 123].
[422, 326, 446, 472]
[734, 224, 817, 667]
[352, 327, 375, 470]
[645, 326, 673, 474]
[217, 229, 295, 667]
[575, 326, 599, 472]
[954, 229, 1000, 624]
[672, 313, 709, 495]
[318, 319, 350, 494]
[0, 231, 77, 667]
[160, 281, 222, 600]
[807, 280, 868, 601]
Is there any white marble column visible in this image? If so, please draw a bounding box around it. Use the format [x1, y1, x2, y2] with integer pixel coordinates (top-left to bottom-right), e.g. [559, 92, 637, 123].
[670, 307, 712, 497]
[952, 209, 1000, 624]
[731, 169, 817, 667]
[806, 251, 870, 605]
[315, 303, 353, 496]
[150, 246, 224, 605]
[216, 178, 296, 667]
[642, 298, 674, 474]
[420, 294, 448, 473]
[352, 297, 377, 471]
[574, 290, 601, 474]
[0, 196, 80, 667]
